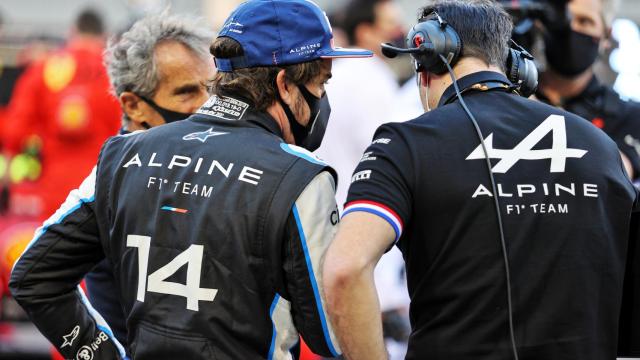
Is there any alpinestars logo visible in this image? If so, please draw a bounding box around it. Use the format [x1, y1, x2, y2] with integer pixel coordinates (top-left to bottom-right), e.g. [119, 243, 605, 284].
[183, 128, 228, 143]
[466, 115, 587, 173]
[62, 325, 80, 348]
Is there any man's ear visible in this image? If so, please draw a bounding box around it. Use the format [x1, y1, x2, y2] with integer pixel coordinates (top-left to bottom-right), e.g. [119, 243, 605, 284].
[119, 92, 146, 126]
[275, 69, 294, 105]
[601, 26, 615, 51]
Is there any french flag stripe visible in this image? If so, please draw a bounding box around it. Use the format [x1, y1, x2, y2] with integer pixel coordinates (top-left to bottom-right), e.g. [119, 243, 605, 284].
[343, 201, 403, 243]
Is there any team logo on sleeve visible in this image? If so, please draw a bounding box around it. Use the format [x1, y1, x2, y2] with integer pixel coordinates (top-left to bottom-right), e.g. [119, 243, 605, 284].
[466, 115, 587, 173]
[372, 138, 391, 145]
[62, 325, 80, 348]
[351, 170, 371, 183]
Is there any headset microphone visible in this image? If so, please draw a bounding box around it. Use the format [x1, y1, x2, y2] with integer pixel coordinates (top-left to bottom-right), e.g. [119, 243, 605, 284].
[380, 42, 434, 58]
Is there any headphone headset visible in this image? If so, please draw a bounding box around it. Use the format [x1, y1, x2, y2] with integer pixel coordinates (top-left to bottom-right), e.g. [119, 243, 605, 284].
[381, 11, 538, 97]
[381, 11, 530, 360]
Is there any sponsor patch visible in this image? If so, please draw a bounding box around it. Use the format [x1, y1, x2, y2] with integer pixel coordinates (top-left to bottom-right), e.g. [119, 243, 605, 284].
[372, 138, 391, 145]
[76, 345, 94, 360]
[359, 152, 377, 162]
[351, 170, 372, 183]
[197, 96, 249, 121]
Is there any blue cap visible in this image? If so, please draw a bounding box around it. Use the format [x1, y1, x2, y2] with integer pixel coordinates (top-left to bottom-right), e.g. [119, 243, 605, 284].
[215, 0, 373, 72]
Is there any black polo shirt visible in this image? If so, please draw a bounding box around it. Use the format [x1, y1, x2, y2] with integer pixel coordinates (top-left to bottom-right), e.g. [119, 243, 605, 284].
[345, 71, 637, 360]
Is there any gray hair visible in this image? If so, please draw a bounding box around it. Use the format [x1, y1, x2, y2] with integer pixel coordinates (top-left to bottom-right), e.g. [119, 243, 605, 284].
[105, 12, 215, 99]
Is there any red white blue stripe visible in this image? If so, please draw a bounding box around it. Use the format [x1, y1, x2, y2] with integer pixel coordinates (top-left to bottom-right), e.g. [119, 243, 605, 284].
[343, 200, 403, 243]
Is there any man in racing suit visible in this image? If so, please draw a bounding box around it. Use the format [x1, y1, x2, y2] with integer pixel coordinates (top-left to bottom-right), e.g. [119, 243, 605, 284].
[9, 1, 372, 359]
[85, 11, 216, 347]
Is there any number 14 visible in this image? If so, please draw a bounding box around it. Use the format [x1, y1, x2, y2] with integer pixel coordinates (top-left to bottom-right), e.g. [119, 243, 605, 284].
[127, 235, 218, 311]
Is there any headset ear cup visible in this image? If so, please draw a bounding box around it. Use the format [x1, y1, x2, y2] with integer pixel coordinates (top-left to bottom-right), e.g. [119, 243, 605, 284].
[440, 24, 462, 74]
[506, 49, 520, 85]
[409, 19, 462, 75]
[506, 48, 539, 98]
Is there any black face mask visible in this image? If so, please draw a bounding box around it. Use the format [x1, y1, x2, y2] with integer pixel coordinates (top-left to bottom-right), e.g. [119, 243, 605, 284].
[278, 84, 331, 152]
[545, 29, 600, 77]
[137, 95, 193, 128]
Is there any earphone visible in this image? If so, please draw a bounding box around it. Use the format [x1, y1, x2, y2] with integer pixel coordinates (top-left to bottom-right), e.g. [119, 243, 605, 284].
[382, 12, 538, 98]
[381, 11, 528, 360]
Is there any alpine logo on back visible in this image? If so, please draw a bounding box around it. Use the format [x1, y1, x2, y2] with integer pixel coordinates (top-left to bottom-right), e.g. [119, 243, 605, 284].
[466, 115, 587, 173]
[465, 114, 597, 215]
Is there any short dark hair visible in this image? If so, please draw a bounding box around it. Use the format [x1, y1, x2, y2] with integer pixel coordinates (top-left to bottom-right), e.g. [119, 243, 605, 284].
[75, 8, 104, 36]
[420, 0, 513, 71]
[209, 37, 323, 111]
[341, 0, 389, 45]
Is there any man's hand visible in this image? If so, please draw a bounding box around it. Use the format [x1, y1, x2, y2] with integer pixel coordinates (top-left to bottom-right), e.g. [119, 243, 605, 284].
[322, 211, 395, 360]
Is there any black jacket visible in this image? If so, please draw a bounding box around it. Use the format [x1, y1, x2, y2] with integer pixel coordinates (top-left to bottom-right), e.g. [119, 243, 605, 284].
[9, 95, 341, 360]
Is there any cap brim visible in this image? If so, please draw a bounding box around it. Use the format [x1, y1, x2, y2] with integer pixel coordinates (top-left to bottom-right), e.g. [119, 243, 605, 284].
[319, 47, 373, 58]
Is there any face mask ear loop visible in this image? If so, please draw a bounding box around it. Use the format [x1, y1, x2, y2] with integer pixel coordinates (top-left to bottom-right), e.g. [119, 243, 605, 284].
[420, 72, 431, 112]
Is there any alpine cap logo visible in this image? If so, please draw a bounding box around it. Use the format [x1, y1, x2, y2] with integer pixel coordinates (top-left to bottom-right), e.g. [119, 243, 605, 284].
[466, 115, 587, 173]
[183, 128, 229, 143]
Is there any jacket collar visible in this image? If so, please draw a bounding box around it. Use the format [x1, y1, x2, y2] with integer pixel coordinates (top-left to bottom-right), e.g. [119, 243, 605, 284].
[438, 71, 513, 108]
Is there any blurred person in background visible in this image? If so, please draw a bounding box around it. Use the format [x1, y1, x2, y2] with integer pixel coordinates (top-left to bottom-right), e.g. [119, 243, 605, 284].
[536, 0, 640, 180]
[2, 8, 120, 219]
[85, 11, 216, 351]
[0, 9, 118, 360]
[315, 0, 404, 206]
[313, 1, 410, 359]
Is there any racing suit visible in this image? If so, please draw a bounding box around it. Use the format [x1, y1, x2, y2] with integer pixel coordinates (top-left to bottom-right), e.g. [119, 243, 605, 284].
[9, 95, 341, 360]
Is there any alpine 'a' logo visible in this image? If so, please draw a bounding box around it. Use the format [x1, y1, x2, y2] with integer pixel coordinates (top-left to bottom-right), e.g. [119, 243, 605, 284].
[466, 115, 587, 173]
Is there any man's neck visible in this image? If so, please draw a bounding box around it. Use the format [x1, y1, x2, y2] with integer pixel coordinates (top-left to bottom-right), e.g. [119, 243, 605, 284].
[538, 68, 593, 106]
[432, 58, 504, 109]
[266, 103, 294, 144]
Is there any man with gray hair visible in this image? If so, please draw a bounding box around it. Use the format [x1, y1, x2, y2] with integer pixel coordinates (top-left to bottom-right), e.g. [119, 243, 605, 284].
[84, 11, 215, 349]
[106, 12, 215, 131]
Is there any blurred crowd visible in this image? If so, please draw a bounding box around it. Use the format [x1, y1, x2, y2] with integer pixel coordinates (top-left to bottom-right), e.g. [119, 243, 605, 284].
[0, 0, 638, 359]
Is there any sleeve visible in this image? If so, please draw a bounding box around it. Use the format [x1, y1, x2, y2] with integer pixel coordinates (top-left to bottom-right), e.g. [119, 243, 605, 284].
[281, 171, 342, 358]
[85, 260, 128, 346]
[606, 97, 640, 179]
[9, 166, 128, 360]
[343, 124, 414, 245]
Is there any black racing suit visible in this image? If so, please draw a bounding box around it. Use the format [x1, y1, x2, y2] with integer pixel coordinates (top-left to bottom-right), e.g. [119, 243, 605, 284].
[9, 95, 342, 360]
[344, 71, 637, 359]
